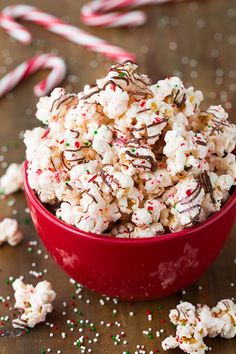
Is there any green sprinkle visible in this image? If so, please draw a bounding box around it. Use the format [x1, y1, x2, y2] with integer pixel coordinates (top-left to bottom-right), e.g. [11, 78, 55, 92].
[76, 340, 81, 347]
[156, 85, 160, 88]
[27, 247, 33, 253]
[24, 217, 31, 224]
[71, 294, 76, 300]
[119, 72, 125, 77]
[148, 332, 154, 339]
[157, 305, 164, 310]
[40, 349, 46, 354]
[58, 216, 62, 220]
[13, 142, 20, 148]
[132, 149, 136, 152]
[94, 130, 98, 134]
[66, 143, 70, 147]
[91, 326, 96, 331]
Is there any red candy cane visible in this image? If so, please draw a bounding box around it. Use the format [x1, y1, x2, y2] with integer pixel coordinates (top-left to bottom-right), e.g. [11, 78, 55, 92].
[0, 5, 135, 62]
[0, 54, 66, 98]
[81, 0, 181, 28]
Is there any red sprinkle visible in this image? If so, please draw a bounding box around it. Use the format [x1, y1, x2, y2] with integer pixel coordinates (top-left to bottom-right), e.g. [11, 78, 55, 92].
[186, 189, 192, 196]
[75, 141, 80, 148]
[111, 83, 116, 91]
[140, 101, 146, 107]
[88, 175, 97, 183]
[36, 169, 42, 175]
[42, 129, 50, 138]
[147, 206, 153, 211]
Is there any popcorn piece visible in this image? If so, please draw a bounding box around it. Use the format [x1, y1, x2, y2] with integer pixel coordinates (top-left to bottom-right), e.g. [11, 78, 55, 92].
[96, 85, 129, 120]
[206, 299, 236, 339]
[162, 302, 208, 354]
[36, 87, 78, 125]
[132, 199, 166, 227]
[163, 124, 208, 176]
[198, 300, 236, 339]
[0, 163, 23, 195]
[162, 299, 236, 354]
[163, 176, 205, 231]
[199, 105, 236, 157]
[12, 278, 56, 329]
[0, 218, 23, 246]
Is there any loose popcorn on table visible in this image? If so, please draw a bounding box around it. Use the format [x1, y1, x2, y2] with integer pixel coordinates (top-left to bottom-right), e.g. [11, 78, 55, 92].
[0, 163, 24, 195]
[162, 299, 236, 354]
[0, 218, 23, 246]
[12, 278, 56, 329]
[24, 61, 236, 237]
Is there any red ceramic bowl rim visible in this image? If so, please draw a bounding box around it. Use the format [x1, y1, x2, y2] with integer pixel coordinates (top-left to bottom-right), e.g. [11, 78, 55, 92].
[23, 161, 236, 245]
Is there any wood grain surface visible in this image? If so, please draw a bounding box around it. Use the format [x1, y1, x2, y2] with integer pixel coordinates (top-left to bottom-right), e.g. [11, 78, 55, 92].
[0, 0, 236, 353]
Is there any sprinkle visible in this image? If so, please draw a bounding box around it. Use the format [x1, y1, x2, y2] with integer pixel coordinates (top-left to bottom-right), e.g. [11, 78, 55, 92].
[186, 189, 192, 196]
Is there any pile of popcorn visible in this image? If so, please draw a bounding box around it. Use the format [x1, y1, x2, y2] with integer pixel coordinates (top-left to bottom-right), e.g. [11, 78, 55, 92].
[162, 299, 236, 354]
[12, 278, 56, 329]
[24, 61, 236, 237]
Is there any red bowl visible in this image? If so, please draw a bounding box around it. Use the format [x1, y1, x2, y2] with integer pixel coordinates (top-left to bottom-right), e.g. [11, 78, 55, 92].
[23, 162, 236, 300]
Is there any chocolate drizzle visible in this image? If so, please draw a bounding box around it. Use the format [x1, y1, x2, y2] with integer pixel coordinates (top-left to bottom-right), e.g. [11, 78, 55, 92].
[82, 88, 100, 100]
[199, 171, 216, 204]
[50, 94, 78, 112]
[195, 140, 207, 146]
[61, 152, 71, 171]
[173, 89, 187, 107]
[125, 150, 157, 172]
[175, 181, 203, 226]
[87, 192, 98, 204]
[100, 170, 114, 192]
[178, 182, 202, 205]
[50, 156, 57, 171]
[100, 171, 120, 192]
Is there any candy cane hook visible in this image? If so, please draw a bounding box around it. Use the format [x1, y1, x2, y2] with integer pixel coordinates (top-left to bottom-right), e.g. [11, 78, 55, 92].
[0, 4, 135, 62]
[81, 0, 181, 28]
[0, 54, 67, 98]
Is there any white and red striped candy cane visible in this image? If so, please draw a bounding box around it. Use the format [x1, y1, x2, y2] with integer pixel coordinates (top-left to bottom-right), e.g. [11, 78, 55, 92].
[0, 53, 66, 98]
[0, 5, 135, 63]
[81, 0, 181, 28]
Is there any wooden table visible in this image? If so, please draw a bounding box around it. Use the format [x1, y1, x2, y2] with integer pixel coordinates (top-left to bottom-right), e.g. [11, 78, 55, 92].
[0, 0, 236, 353]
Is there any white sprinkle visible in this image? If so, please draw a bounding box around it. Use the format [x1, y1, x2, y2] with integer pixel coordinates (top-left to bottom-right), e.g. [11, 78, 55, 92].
[169, 42, 178, 51]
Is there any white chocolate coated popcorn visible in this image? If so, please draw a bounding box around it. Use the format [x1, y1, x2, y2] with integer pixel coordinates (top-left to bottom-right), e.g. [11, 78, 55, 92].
[24, 62, 236, 237]
[162, 299, 236, 354]
[0, 163, 23, 195]
[12, 278, 56, 329]
[0, 218, 23, 246]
